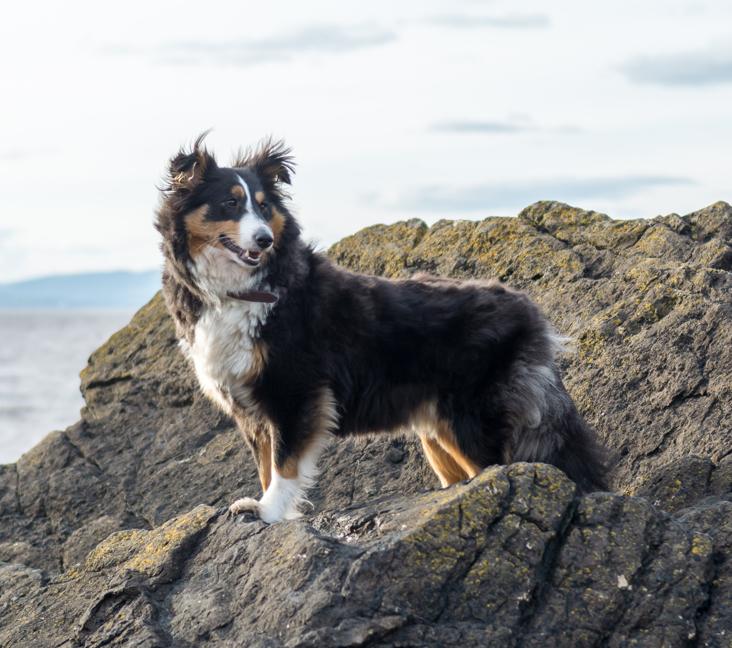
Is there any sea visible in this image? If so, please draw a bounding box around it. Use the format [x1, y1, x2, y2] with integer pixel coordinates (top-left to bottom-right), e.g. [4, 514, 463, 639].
[0, 310, 135, 465]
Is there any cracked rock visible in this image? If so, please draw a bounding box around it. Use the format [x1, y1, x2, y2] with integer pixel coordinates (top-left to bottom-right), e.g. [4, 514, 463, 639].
[1, 201, 732, 646]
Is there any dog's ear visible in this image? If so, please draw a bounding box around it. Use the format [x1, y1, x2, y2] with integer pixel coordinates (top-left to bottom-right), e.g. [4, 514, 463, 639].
[167, 132, 216, 192]
[235, 138, 295, 192]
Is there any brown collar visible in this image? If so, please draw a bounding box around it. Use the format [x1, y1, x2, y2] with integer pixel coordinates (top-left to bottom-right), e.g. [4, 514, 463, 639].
[227, 290, 279, 304]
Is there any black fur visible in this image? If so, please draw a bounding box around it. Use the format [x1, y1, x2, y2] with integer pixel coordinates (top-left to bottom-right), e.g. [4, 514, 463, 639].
[254, 262, 607, 492]
[156, 136, 608, 495]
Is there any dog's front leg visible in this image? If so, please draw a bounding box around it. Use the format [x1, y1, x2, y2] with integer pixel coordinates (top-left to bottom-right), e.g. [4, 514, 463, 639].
[229, 430, 329, 523]
[229, 389, 337, 523]
[235, 415, 273, 494]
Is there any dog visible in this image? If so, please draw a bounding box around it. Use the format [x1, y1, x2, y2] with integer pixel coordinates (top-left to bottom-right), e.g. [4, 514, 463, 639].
[155, 135, 608, 523]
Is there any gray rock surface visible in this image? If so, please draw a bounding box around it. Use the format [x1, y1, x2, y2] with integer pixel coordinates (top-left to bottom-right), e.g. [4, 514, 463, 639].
[1, 200, 731, 646]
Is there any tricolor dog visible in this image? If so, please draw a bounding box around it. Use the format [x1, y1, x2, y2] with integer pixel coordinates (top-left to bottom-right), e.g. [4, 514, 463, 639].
[155, 135, 608, 523]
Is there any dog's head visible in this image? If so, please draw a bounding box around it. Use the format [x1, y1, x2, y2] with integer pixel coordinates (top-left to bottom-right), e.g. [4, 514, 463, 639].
[156, 134, 296, 298]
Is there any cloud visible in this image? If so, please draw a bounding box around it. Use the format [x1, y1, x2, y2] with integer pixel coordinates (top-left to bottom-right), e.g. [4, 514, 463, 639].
[0, 147, 53, 163]
[430, 119, 581, 135]
[621, 48, 732, 86]
[0, 149, 31, 162]
[387, 176, 695, 212]
[431, 121, 530, 134]
[146, 24, 397, 66]
[426, 13, 550, 29]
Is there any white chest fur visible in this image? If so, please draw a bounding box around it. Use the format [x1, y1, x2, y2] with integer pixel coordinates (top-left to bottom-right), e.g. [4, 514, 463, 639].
[184, 300, 273, 414]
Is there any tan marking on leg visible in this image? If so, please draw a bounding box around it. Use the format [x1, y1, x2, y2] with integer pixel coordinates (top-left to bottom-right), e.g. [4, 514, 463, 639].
[279, 457, 298, 480]
[400, 400, 474, 485]
[405, 400, 439, 431]
[434, 422, 482, 479]
[184, 206, 240, 257]
[243, 340, 268, 383]
[231, 184, 245, 199]
[234, 414, 274, 495]
[278, 388, 338, 480]
[419, 434, 469, 487]
[258, 433, 272, 492]
[249, 391, 336, 522]
[270, 207, 286, 246]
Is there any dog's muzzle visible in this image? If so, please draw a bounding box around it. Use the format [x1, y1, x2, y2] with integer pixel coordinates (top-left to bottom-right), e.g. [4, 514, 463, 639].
[219, 235, 263, 266]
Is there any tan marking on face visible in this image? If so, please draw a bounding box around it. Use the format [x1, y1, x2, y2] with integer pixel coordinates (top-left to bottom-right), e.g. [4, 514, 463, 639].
[231, 184, 245, 199]
[254, 190, 265, 204]
[270, 207, 286, 246]
[184, 205, 240, 257]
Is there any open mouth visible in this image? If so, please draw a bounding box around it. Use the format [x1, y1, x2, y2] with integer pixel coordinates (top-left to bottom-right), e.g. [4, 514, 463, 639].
[218, 235, 262, 267]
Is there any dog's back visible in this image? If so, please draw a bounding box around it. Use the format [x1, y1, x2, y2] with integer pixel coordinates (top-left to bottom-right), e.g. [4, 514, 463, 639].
[269, 260, 609, 493]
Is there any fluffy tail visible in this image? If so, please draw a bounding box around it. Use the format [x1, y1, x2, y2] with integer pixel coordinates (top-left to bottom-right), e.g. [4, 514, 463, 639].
[510, 385, 609, 493]
[548, 406, 609, 493]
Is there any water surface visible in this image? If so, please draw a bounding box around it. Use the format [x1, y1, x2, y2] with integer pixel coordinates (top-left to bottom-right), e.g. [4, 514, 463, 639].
[0, 310, 134, 464]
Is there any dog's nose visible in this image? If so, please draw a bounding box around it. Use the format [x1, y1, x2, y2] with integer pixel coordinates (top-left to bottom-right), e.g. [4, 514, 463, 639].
[254, 230, 274, 250]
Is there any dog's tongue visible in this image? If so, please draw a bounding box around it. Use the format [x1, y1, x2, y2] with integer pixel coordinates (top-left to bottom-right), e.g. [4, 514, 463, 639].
[248, 250, 261, 260]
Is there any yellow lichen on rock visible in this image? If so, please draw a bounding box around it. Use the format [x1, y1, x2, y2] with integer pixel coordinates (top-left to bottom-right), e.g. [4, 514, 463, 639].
[84, 505, 217, 577]
[329, 219, 427, 278]
[690, 533, 712, 558]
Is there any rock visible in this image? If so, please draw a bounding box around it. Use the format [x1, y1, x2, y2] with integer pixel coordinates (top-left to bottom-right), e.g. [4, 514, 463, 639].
[0, 465, 727, 646]
[676, 498, 732, 647]
[1, 200, 731, 646]
[385, 443, 405, 464]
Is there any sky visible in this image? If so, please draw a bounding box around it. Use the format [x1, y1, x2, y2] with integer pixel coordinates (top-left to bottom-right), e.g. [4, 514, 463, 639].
[0, 0, 731, 283]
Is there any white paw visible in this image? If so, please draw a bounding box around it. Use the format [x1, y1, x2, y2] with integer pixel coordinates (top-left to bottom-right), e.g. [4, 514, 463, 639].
[228, 497, 261, 518]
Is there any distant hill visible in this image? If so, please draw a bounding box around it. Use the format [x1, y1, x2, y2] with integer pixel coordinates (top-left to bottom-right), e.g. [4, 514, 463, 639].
[0, 270, 160, 309]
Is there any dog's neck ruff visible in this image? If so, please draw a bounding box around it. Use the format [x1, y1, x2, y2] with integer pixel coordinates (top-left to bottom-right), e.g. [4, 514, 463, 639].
[227, 289, 279, 304]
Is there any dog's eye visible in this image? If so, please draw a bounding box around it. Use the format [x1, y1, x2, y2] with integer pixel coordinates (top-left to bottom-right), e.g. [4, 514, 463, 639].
[260, 201, 269, 211]
[224, 198, 238, 208]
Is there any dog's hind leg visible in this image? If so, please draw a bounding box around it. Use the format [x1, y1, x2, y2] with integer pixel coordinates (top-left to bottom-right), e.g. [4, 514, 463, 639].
[419, 434, 469, 487]
[433, 421, 482, 481]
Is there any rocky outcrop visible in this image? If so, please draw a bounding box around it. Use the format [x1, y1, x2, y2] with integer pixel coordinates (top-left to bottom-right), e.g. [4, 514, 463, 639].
[3, 464, 729, 647]
[331, 200, 732, 497]
[1, 201, 731, 646]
